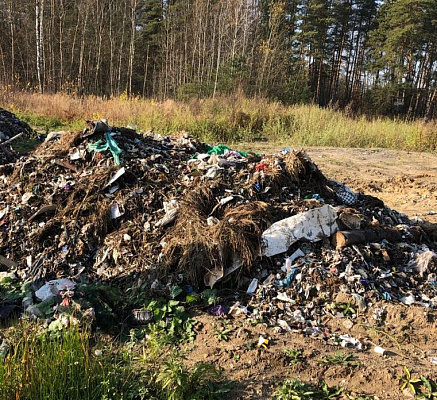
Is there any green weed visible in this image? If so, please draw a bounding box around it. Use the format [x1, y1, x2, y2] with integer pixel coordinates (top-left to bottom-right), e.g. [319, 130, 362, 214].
[283, 348, 305, 367]
[398, 366, 437, 398]
[202, 288, 221, 306]
[272, 378, 344, 400]
[155, 352, 232, 400]
[318, 352, 359, 367]
[145, 298, 197, 344]
[213, 325, 233, 342]
[332, 302, 356, 316]
[399, 366, 422, 395]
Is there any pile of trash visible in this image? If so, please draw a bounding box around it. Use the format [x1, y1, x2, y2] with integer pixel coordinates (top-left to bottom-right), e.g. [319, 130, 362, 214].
[0, 118, 436, 336]
[0, 108, 34, 165]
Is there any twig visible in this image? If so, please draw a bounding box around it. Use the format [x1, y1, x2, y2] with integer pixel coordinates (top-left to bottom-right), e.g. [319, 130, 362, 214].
[0, 132, 24, 146]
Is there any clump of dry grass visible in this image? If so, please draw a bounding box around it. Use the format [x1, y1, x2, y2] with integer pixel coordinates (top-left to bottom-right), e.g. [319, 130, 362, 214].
[162, 185, 271, 288]
[251, 150, 330, 199]
[214, 200, 271, 267]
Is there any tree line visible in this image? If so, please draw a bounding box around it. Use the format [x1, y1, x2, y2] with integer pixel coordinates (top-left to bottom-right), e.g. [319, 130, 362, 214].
[1, 0, 437, 119]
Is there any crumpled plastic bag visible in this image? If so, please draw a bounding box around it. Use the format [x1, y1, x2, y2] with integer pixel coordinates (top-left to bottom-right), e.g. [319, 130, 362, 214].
[329, 180, 358, 205]
[88, 132, 123, 165]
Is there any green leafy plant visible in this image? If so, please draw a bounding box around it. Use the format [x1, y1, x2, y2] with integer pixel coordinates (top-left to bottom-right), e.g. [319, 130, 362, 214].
[202, 289, 220, 306]
[0, 277, 23, 302]
[272, 378, 344, 400]
[332, 302, 356, 316]
[169, 285, 183, 300]
[213, 321, 233, 342]
[419, 376, 437, 399]
[318, 352, 358, 367]
[398, 367, 437, 398]
[283, 348, 305, 367]
[145, 299, 197, 344]
[399, 366, 422, 395]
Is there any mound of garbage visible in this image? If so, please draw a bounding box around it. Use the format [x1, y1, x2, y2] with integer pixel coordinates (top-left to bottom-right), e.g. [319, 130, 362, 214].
[0, 119, 436, 337]
[0, 108, 34, 165]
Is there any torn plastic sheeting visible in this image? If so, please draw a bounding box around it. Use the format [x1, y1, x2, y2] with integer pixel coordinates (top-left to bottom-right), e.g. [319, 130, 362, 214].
[247, 278, 258, 294]
[339, 334, 363, 350]
[35, 279, 76, 301]
[284, 248, 305, 269]
[400, 294, 416, 305]
[110, 203, 123, 219]
[262, 204, 339, 257]
[104, 167, 126, 189]
[163, 199, 179, 214]
[205, 165, 222, 179]
[408, 248, 436, 277]
[155, 207, 178, 228]
[88, 132, 122, 165]
[204, 253, 241, 288]
[351, 293, 366, 311]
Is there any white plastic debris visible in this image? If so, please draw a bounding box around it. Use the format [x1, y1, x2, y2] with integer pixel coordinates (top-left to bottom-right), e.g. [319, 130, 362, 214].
[278, 319, 292, 332]
[163, 199, 179, 214]
[35, 279, 76, 301]
[400, 294, 416, 305]
[293, 310, 305, 324]
[110, 203, 123, 219]
[352, 293, 367, 311]
[257, 335, 269, 348]
[21, 192, 33, 204]
[284, 248, 305, 269]
[276, 292, 295, 303]
[205, 165, 222, 179]
[155, 201, 179, 228]
[219, 196, 234, 205]
[229, 301, 249, 315]
[70, 148, 87, 160]
[104, 167, 126, 188]
[374, 346, 386, 355]
[206, 216, 219, 226]
[408, 247, 436, 277]
[339, 334, 362, 350]
[247, 278, 258, 294]
[262, 205, 339, 256]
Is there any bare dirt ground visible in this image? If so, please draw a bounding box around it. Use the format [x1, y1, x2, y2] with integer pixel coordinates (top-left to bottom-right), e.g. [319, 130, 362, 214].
[182, 147, 437, 400]
[306, 147, 437, 225]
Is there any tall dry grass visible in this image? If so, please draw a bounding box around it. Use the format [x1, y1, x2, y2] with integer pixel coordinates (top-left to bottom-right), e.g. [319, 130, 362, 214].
[1, 89, 436, 151]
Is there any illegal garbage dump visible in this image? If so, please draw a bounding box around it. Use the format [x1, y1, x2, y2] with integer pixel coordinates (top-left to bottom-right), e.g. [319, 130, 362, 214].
[1, 111, 437, 397]
[1, 114, 436, 318]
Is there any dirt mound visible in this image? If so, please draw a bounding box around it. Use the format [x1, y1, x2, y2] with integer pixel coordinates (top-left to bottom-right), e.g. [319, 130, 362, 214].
[0, 108, 34, 139]
[0, 108, 34, 165]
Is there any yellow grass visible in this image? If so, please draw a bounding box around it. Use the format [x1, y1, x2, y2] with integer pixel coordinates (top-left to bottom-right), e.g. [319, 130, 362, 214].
[1, 89, 436, 152]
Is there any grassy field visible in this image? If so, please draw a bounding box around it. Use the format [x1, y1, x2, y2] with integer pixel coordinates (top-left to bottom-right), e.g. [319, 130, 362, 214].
[1, 90, 436, 152]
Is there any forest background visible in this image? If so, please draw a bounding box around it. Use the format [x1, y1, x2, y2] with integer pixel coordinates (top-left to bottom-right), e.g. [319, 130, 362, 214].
[1, 0, 437, 121]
